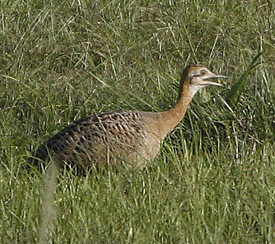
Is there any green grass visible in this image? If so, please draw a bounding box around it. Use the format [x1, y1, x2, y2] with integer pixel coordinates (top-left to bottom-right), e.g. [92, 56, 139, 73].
[1, 0, 275, 243]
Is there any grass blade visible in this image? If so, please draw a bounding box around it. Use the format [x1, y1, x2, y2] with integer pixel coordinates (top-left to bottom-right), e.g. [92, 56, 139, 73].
[225, 52, 263, 108]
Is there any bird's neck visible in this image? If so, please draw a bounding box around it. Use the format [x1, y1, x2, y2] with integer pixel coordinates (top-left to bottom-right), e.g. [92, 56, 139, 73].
[158, 84, 196, 140]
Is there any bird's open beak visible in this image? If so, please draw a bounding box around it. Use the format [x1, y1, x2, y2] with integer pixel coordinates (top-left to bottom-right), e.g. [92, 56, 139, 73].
[202, 73, 228, 87]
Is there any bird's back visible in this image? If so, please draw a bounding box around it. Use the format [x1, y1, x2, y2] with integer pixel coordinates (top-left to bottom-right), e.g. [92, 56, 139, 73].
[30, 110, 153, 172]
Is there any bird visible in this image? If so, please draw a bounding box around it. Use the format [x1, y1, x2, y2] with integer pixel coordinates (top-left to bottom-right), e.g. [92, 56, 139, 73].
[29, 64, 227, 174]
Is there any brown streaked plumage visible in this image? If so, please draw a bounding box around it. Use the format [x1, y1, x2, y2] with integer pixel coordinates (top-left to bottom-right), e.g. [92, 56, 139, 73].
[29, 64, 227, 173]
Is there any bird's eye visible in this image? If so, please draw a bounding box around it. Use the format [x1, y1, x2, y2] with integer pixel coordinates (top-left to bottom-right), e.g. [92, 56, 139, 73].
[201, 70, 206, 75]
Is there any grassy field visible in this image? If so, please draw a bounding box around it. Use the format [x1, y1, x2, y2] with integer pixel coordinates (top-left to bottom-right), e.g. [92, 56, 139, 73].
[1, 0, 275, 243]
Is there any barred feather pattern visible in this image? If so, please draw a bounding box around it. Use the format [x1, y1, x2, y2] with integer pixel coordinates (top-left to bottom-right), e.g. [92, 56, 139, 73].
[31, 110, 152, 171]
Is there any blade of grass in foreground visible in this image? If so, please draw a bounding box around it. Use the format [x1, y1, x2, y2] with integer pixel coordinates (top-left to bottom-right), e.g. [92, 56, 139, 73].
[225, 52, 263, 108]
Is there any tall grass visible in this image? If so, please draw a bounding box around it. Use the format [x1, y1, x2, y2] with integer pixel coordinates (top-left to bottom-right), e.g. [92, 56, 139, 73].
[1, 0, 275, 243]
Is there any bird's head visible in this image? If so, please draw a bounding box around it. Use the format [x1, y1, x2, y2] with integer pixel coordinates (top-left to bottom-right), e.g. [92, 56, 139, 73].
[181, 64, 227, 96]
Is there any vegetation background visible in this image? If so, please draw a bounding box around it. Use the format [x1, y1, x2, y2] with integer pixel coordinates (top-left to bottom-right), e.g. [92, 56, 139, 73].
[1, 0, 275, 243]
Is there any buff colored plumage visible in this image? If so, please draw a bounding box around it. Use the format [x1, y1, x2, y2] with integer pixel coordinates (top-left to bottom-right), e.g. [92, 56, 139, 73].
[30, 64, 226, 173]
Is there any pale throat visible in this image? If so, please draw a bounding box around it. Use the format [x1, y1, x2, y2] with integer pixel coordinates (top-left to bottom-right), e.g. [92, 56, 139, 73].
[189, 84, 204, 97]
